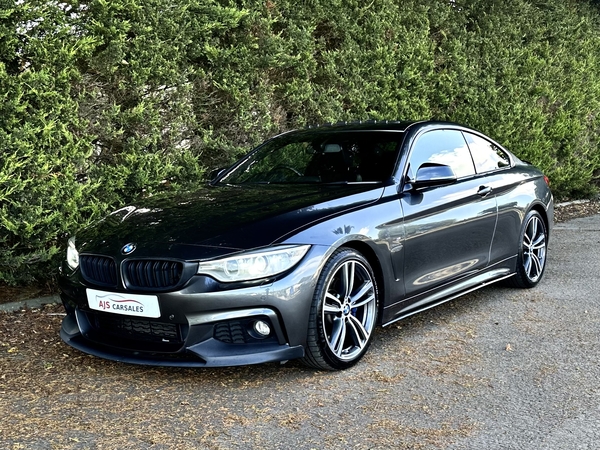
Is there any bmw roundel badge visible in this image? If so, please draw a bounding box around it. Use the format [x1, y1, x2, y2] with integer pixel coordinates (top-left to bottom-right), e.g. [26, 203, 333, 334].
[121, 243, 136, 255]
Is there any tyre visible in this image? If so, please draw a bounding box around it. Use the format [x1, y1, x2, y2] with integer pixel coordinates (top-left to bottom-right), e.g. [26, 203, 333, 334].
[506, 209, 548, 288]
[302, 248, 379, 370]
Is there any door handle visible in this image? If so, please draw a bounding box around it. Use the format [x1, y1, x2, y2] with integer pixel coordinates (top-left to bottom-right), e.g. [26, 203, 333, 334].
[477, 185, 492, 196]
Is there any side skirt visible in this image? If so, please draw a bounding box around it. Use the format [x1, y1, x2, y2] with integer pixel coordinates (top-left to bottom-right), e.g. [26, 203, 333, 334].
[382, 267, 515, 328]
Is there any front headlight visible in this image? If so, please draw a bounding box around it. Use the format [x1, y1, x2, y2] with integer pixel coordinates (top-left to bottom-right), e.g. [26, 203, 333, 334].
[197, 245, 311, 282]
[66, 236, 79, 270]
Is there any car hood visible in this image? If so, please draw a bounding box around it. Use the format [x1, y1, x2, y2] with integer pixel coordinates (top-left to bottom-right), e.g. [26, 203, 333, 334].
[77, 183, 384, 260]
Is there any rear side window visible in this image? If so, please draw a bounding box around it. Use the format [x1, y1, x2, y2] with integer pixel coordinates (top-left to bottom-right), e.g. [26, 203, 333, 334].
[408, 130, 475, 179]
[463, 132, 511, 173]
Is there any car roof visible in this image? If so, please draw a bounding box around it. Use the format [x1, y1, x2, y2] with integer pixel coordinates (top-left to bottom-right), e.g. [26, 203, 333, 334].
[278, 120, 475, 137]
[304, 119, 418, 132]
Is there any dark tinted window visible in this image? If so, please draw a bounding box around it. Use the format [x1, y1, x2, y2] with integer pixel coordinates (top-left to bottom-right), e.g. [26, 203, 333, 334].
[222, 132, 402, 184]
[409, 130, 475, 179]
[463, 132, 511, 173]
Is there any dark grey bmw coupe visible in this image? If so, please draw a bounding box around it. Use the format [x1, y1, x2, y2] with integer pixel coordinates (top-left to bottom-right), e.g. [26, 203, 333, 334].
[59, 120, 553, 370]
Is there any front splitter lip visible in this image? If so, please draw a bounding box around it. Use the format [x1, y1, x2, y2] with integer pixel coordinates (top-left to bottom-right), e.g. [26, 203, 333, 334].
[60, 315, 304, 368]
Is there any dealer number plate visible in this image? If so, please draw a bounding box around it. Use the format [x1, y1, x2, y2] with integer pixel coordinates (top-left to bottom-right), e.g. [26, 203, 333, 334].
[86, 288, 160, 318]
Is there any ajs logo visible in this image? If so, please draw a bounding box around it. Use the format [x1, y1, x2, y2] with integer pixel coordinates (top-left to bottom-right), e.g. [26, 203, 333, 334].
[95, 293, 144, 313]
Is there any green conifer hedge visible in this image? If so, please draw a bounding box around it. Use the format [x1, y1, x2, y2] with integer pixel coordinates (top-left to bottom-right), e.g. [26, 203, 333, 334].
[1, 0, 600, 285]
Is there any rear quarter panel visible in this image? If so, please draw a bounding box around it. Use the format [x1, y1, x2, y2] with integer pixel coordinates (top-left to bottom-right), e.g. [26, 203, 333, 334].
[489, 165, 553, 264]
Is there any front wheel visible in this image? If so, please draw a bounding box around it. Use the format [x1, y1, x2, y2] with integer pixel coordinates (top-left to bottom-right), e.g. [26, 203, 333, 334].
[507, 210, 548, 288]
[302, 248, 379, 370]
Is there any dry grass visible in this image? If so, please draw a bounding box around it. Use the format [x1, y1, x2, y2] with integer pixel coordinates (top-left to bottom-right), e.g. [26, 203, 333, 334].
[0, 304, 483, 449]
[554, 199, 600, 222]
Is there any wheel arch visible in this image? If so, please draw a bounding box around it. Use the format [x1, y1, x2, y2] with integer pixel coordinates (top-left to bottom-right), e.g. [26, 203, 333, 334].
[529, 202, 551, 239]
[337, 240, 387, 325]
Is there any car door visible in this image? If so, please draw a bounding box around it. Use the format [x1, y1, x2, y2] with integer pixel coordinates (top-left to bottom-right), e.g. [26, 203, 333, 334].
[461, 131, 522, 264]
[398, 129, 498, 301]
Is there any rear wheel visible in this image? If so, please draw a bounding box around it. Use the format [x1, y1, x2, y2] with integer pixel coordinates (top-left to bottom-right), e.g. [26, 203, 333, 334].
[302, 248, 378, 370]
[507, 210, 548, 288]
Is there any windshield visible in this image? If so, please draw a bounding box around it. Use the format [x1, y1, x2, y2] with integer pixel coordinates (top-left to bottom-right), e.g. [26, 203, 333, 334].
[220, 131, 403, 184]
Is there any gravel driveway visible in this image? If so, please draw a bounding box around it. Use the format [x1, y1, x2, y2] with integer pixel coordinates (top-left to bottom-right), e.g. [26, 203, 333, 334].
[1, 214, 599, 450]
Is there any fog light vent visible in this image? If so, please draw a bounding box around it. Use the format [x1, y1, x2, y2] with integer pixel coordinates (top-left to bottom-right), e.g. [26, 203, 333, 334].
[214, 321, 247, 344]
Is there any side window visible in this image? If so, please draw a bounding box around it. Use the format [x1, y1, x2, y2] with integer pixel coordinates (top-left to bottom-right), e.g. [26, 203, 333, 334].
[463, 132, 511, 173]
[409, 130, 475, 179]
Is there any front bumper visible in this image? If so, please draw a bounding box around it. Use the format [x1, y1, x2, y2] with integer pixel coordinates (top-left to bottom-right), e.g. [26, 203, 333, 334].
[60, 306, 304, 367]
[59, 245, 329, 367]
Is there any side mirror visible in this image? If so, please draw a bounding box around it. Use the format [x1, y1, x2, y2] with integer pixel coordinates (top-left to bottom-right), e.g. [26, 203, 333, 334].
[411, 163, 457, 189]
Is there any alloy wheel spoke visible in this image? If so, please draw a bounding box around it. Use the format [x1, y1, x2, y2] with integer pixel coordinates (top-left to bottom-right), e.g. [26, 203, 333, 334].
[531, 234, 545, 250]
[530, 253, 542, 278]
[350, 281, 374, 307]
[341, 261, 355, 299]
[330, 317, 347, 357]
[524, 254, 532, 277]
[347, 315, 369, 349]
[523, 232, 532, 250]
[529, 219, 538, 241]
[351, 293, 375, 310]
[324, 293, 343, 314]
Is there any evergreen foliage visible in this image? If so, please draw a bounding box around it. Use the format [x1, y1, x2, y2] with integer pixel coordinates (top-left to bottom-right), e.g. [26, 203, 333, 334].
[1, 0, 600, 284]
